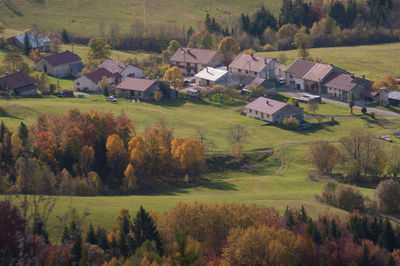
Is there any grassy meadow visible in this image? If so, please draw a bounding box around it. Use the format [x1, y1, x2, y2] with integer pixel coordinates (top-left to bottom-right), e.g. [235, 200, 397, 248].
[258, 42, 400, 80]
[1, 94, 400, 235]
[0, 0, 282, 35]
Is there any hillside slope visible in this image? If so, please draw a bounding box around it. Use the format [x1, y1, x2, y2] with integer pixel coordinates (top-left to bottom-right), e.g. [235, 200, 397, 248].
[0, 0, 282, 36]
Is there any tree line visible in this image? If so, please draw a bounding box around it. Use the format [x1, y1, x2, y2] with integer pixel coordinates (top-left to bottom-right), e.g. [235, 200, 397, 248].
[0, 110, 205, 196]
[2, 200, 400, 265]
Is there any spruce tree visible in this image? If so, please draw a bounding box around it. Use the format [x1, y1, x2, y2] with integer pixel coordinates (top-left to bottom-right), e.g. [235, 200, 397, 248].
[71, 232, 83, 263]
[96, 229, 109, 251]
[131, 206, 163, 254]
[23, 32, 32, 56]
[378, 219, 397, 251]
[32, 215, 49, 243]
[18, 122, 29, 148]
[299, 205, 309, 223]
[359, 244, 371, 266]
[349, 92, 355, 114]
[0, 120, 10, 142]
[86, 224, 97, 245]
[61, 29, 70, 43]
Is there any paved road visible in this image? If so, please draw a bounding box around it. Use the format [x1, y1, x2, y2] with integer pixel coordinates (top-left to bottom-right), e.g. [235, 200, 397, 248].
[277, 87, 400, 118]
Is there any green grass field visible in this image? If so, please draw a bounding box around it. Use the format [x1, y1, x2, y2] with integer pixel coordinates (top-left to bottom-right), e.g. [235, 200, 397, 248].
[0, 0, 282, 35]
[258, 42, 400, 81]
[1, 94, 399, 235]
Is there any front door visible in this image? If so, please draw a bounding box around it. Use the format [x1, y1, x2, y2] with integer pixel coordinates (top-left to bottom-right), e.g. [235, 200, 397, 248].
[44, 64, 47, 73]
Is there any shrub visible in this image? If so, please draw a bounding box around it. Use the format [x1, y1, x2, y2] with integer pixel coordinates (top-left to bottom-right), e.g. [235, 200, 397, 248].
[335, 185, 364, 211]
[375, 179, 400, 214]
[262, 43, 276, 51]
[282, 117, 300, 129]
[361, 107, 367, 114]
[320, 180, 338, 206]
[371, 112, 375, 119]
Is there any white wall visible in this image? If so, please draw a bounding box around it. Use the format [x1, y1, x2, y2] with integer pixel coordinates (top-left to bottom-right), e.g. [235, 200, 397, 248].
[244, 108, 274, 122]
[121, 65, 144, 79]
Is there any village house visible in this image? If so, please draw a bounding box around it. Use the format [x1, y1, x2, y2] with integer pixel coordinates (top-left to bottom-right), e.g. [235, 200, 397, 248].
[116, 77, 169, 99]
[242, 77, 276, 95]
[194, 67, 239, 87]
[35, 50, 84, 78]
[322, 73, 373, 102]
[73, 68, 120, 92]
[99, 59, 144, 80]
[285, 59, 316, 91]
[388, 91, 400, 106]
[169, 48, 224, 75]
[229, 53, 277, 80]
[7, 32, 51, 52]
[0, 71, 37, 96]
[243, 97, 304, 124]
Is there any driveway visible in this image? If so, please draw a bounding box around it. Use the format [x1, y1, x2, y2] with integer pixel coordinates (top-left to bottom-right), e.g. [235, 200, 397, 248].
[276, 86, 400, 118]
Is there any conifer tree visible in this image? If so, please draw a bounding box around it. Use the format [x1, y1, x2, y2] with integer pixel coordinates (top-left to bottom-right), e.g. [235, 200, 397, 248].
[17, 122, 29, 149]
[23, 32, 32, 56]
[86, 224, 97, 245]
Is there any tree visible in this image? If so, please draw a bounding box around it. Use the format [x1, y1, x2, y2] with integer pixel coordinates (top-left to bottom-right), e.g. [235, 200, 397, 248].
[163, 66, 184, 89]
[100, 76, 110, 96]
[106, 134, 128, 182]
[131, 206, 163, 254]
[109, 24, 121, 49]
[386, 147, 400, 178]
[154, 89, 163, 101]
[348, 91, 355, 114]
[375, 180, 400, 214]
[293, 32, 311, 58]
[61, 28, 70, 43]
[86, 224, 97, 245]
[23, 32, 32, 56]
[79, 145, 94, 176]
[3, 52, 23, 72]
[372, 75, 399, 91]
[171, 137, 205, 177]
[123, 163, 137, 192]
[0, 22, 5, 34]
[167, 40, 181, 54]
[307, 141, 338, 175]
[31, 72, 50, 94]
[11, 132, 23, 159]
[87, 38, 111, 61]
[227, 124, 248, 148]
[170, 231, 203, 266]
[17, 122, 29, 149]
[217, 36, 240, 64]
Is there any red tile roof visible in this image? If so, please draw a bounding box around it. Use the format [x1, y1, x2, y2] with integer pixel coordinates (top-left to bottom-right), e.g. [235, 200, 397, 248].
[2, 71, 35, 90]
[229, 53, 273, 73]
[302, 63, 333, 82]
[170, 48, 220, 65]
[84, 68, 114, 83]
[244, 97, 288, 115]
[322, 73, 357, 91]
[117, 77, 156, 91]
[42, 50, 81, 67]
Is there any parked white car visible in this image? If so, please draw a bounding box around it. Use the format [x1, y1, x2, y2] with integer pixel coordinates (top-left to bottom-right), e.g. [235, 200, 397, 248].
[107, 96, 117, 103]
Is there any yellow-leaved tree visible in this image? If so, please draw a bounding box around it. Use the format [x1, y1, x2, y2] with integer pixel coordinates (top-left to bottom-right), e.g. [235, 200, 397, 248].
[163, 66, 184, 89]
[218, 36, 241, 65]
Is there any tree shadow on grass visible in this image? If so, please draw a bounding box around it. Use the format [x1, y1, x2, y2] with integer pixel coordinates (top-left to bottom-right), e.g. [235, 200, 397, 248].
[262, 120, 340, 134]
[358, 115, 393, 129]
[0, 107, 20, 119]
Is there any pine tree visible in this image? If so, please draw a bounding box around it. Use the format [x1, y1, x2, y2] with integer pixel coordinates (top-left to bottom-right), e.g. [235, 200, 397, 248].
[284, 206, 295, 228]
[71, 232, 83, 263]
[96, 229, 109, 251]
[171, 231, 202, 266]
[359, 244, 371, 266]
[86, 224, 97, 245]
[387, 255, 395, 266]
[61, 28, 70, 43]
[0, 120, 10, 142]
[349, 92, 355, 114]
[378, 219, 397, 251]
[23, 32, 32, 56]
[131, 206, 163, 254]
[299, 205, 309, 223]
[17, 122, 29, 149]
[32, 215, 49, 243]
[330, 219, 341, 240]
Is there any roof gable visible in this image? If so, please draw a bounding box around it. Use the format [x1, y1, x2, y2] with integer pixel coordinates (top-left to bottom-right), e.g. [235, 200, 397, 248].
[286, 59, 316, 78]
[245, 97, 288, 115]
[84, 68, 114, 83]
[1, 71, 35, 90]
[42, 50, 81, 67]
[229, 53, 272, 73]
[100, 59, 142, 74]
[170, 48, 220, 65]
[11, 33, 51, 48]
[117, 77, 156, 91]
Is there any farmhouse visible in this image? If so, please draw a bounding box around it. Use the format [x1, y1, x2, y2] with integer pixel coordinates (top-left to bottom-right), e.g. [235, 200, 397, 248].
[73, 68, 120, 92]
[35, 50, 83, 78]
[0, 71, 37, 96]
[389, 91, 400, 106]
[243, 97, 304, 124]
[7, 33, 51, 52]
[285, 58, 316, 90]
[321, 73, 373, 102]
[229, 53, 277, 80]
[99, 59, 144, 80]
[194, 67, 239, 87]
[116, 78, 168, 99]
[169, 48, 224, 75]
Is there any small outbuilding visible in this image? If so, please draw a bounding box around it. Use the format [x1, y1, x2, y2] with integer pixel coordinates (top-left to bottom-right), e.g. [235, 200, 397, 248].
[35, 50, 83, 78]
[116, 78, 166, 99]
[389, 91, 400, 106]
[0, 71, 37, 96]
[243, 97, 304, 124]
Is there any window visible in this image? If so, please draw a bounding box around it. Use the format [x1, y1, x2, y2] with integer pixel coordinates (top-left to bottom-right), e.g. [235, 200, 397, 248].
[245, 70, 249, 74]
[255, 111, 258, 115]
[76, 82, 80, 86]
[239, 69, 242, 73]
[261, 113, 264, 118]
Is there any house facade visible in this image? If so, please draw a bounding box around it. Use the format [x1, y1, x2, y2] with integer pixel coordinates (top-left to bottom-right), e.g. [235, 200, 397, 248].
[322, 73, 372, 102]
[243, 97, 304, 124]
[194, 67, 239, 87]
[169, 48, 224, 75]
[0, 71, 37, 96]
[116, 78, 167, 99]
[229, 53, 277, 80]
[73, 68, 119, 92]
[35, 50, 83, 78]
[285, 59, 317, 91]
[7, 33, 51, 52]
[243, 78, 276, 95]
[99, 59, 144, 80]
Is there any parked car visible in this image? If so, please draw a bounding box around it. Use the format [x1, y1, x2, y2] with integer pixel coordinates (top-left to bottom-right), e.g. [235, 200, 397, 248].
[278, 77, 285, 85]
[107, 96, 117, 102]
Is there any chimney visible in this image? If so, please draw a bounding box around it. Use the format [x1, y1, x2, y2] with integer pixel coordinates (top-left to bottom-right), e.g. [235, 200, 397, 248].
[330, 63, 334, 67]
[66, 49, 69, 52]
[206, 67, 209, 73]
[300, 57, 304, 60]
[266, 100, 270, 106]
[362, 74, 365, 79]
[264, 58, 267, 64]
[187, 49, 191, 54]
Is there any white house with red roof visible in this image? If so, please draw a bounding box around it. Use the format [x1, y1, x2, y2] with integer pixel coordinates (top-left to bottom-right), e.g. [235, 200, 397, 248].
[35, 50, 83, 78]
[99, 59, 143, 80]
[73, 68, 120, 92]
[244, 97, 304, 123]
[229, 53, 278, 80]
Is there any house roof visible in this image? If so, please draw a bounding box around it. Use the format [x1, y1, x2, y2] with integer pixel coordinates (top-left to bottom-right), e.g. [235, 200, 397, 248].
[286, 59, 316, 79]
[229, 53, 273, 73]
[244, 78, 275, 90]
[322, 73, 357, 92]
[10, 33, 51, 48]
[245, 97, 288, 115]
[100, 59, 142, 74]
[170, 48, 220, 65]
[41, 50, 81, 67]
[195, 67, 228, 81]
[389, 91, 400, 101]
[302, 63, 333, 82]
[84, 68, 114, 83]
[1, 71, 36, 90]
[116, 78, 156, 92]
